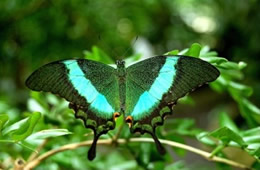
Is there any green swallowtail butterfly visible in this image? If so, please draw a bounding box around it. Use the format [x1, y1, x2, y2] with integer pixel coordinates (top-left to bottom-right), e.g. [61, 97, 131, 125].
[26, 55, 219, 160]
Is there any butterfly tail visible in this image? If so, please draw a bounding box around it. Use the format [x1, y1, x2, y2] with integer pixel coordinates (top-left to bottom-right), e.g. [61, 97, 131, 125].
[88, 134, 100, 160]
[150, 132, 166, 155]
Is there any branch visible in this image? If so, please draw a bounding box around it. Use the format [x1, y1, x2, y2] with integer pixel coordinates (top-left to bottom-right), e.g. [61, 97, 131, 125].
[27, 139, 48, 162]
[24, 138, 252, 170]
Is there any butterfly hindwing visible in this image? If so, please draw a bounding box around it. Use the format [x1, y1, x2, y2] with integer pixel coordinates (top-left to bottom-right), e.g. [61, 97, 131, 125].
[26, 59, 120, 160]
[125, 55, 220, 153]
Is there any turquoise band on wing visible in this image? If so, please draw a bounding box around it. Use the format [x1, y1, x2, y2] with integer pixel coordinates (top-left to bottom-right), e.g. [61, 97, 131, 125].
[64, 60, 115, 118]
[130, 57, 179, 120]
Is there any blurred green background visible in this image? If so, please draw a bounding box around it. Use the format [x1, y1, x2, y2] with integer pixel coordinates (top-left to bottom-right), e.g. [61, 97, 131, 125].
[0, 0, 260, 169]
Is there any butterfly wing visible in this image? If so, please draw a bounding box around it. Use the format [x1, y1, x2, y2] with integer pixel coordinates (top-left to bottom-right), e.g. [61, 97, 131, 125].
[125, 55, 220, 154]
[26, 59, 120, 160]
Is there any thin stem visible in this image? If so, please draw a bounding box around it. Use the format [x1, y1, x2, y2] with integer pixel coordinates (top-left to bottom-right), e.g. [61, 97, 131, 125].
[0, 139, 15, 143]
[27, 140, 48, 162]
[113, 124, 123, 141]
[24, 138, 252, 170]
[17, 142, 37, 153]
[210, 144, 226, 158]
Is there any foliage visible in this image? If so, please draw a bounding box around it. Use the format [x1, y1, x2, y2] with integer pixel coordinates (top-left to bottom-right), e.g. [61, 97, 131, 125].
[1, 0, 260, 169]
[1, 1, 260, 101]
[0, 44, 259, 169]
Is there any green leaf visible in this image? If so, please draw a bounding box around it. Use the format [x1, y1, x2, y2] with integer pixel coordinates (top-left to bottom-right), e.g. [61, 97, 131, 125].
[244, 100, 260, 122]
[165, 161, 189, 170]
[241, 127, 260, 148]
[26, 129, 72, 140]
[140, 142, 151, 165]
[219, 112, 239, 133]
[83, 46, 114, 64]
[252, 161, 260, 169]
[164, 119, 201, 136]
[243, 135, 260, 145]
[28, 98, 46, 114]
[241, 127, 260, 137]
[109, 161, 137, 170]
[46, 93, 60, 105]
[197, 132, 216, 146]
[2, 117, 29, 136]
[12, 112, 41, 141]
[199, 46, 210, 55]
[246, 143, 260, 151]
[0, 114, 9, 133]
[25, 129, 72, 144]
[238, 61, 247, 70]
[239, 98, 260, 125]
[200, 51, 218, 58]
[209, 77, 227, 93]
[148, 161, 165, 170]
[200, 56, 228, 65]
[220, 69, 244, 80]
[178, 48, 188, 55]
[178, 96, 195, 106]
[228, 81, 253, 98]
[209, 127, 247, 147]
[165, 49, 179, 55]
[184, 43, 202, 57]
[30, 91, 48, 111]
[254, 147, 260, 159]
[115, 114, 124, 129]
[219, 61, 242, 70]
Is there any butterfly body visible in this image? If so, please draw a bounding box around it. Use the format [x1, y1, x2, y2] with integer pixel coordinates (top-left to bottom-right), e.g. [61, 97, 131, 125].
[26, 55, 220, 160]
[115, 60, 127, 114]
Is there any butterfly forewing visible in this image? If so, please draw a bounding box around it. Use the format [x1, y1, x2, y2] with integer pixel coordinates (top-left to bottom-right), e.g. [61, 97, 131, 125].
[125, 55, 219, 120]
[26, 59, 120, 117]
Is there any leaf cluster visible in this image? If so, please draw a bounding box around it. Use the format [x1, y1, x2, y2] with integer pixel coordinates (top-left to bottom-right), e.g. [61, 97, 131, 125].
[0, 44, 259, 169]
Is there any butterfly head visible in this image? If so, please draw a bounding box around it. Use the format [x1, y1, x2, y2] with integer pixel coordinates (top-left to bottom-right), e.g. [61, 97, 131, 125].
[116, 60, 126, 77]
[116, 60, 125, 69]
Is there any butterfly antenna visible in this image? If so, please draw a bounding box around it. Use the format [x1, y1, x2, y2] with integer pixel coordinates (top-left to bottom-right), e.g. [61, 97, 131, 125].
[98, 35, 119, 57]
[122, 36, 139, 58]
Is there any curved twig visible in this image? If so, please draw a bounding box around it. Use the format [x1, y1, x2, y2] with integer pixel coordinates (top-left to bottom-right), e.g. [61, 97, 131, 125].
[24, 138, 252, 170]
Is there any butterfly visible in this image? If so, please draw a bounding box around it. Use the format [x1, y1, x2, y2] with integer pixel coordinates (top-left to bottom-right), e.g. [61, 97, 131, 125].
[25, 55, 220, 160]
